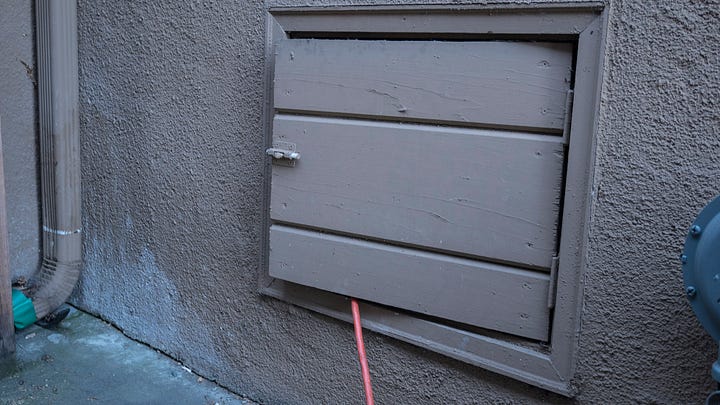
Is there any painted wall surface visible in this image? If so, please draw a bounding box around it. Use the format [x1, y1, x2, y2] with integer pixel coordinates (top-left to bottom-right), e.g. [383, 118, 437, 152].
[71, 0, 720, 403]
[0, 0, 40, 280]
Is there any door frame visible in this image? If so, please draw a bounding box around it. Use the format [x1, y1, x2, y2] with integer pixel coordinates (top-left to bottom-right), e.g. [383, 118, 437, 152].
[259, 3, 607, 396]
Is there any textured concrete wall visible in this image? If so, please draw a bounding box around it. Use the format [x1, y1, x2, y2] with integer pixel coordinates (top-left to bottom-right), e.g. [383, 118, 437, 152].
[72, 0, 720, 403]
[0, 0, 41, 279]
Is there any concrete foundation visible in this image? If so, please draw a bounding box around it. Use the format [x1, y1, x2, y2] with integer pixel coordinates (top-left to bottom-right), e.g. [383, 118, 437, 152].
[0, 307, 253, 404]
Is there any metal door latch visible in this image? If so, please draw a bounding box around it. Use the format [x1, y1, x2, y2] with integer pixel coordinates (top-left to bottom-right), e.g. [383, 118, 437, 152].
[266, 141, 300, 166]
[266, 148, 300, 160]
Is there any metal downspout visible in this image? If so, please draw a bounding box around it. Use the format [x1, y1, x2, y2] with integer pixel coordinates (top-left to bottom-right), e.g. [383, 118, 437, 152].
[31, 0, 82, 319]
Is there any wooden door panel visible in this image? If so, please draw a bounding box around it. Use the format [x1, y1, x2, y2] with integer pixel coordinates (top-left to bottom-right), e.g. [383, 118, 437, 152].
[274, 39, 573, 131]
[269, 225, 551, 340]
[270, 115, 564, 269]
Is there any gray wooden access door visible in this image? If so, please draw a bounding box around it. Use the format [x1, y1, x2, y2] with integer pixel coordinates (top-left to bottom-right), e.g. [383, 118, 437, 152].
[267, 39, 572, 341]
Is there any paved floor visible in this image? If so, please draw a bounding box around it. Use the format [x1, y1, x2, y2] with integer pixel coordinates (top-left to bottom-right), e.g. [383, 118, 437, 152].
[0, 307, 255, 404]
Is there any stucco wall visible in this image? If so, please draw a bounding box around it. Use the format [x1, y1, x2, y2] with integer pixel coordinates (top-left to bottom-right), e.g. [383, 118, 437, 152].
[0, 0, 41, 280]
[71, 0, 720, 403]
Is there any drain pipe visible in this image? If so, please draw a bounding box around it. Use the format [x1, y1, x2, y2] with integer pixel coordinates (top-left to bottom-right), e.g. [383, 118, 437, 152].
[28, 0, 82, 320]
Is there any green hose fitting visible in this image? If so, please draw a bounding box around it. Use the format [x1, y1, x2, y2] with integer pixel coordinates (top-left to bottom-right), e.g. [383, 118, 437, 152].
[12, 289, 37, 329]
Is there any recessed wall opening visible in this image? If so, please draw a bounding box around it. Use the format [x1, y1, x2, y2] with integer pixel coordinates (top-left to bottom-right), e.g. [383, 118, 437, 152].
[261, 4, 605, 396]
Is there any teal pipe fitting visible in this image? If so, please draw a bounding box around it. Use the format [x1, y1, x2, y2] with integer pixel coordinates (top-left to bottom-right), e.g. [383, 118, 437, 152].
[11, 289, 37, 329]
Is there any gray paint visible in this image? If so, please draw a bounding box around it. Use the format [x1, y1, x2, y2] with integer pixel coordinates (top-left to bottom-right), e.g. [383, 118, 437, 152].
[70, 1, 720, 405]
[269, 224, 552, 340]
[274, 39, 573, 131]
[270, 114, 565, 269]
[262, 8, 603, 393]
[0, 0, 41, 280]
[32, 0, 84, 320]
[270, 4, 601, 35]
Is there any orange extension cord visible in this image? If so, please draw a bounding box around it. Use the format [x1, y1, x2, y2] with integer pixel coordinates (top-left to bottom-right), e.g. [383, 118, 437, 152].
[351, 298, 375, 405]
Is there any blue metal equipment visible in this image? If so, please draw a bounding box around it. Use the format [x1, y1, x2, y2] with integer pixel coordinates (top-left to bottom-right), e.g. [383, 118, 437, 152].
[682, 195, 720, 404]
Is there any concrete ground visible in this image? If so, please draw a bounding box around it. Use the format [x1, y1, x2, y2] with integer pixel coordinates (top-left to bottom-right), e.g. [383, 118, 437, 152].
[0, 307, 256, 404]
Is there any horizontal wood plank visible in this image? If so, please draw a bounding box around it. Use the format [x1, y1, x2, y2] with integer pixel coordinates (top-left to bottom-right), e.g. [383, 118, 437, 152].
[272, 7, 600, 37]
[274, 39, 573, 131]
[270, 115, 564, 269]
[269, 225, 551, 340]
[262, 279, 563, 384]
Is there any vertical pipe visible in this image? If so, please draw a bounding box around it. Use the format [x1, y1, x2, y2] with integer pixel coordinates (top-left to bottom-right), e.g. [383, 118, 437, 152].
[0, 120, 16, 356]
[33, 0, 82, 319]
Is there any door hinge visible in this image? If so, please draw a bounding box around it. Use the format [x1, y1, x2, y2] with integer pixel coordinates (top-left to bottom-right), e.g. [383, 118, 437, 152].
[547, 255, 560, 309]
[562, 89, 574, 145]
